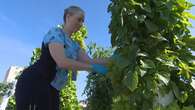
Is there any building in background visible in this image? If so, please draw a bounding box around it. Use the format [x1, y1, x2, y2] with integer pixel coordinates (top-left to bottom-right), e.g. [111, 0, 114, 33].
[3, 66, 24, 83]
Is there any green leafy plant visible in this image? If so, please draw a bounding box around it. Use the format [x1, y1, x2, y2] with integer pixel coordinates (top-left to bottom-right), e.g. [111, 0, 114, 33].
[108, 0, 195, 109]
[60, 71, 81, 110]
[83, 43, 113, 110]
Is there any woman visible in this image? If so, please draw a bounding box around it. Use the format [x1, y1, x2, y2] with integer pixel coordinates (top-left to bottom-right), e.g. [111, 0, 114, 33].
[15, 5, 109, 110]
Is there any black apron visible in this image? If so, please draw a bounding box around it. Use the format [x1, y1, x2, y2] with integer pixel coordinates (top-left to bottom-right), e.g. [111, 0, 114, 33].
[15, 42, 60, 110]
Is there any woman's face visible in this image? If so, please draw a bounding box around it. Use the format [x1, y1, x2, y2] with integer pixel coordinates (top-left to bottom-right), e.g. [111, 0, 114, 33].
[66, 11, 84, 33]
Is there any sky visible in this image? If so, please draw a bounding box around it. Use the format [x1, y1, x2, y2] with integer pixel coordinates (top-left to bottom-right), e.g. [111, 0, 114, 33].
[0, 0, 194, 101]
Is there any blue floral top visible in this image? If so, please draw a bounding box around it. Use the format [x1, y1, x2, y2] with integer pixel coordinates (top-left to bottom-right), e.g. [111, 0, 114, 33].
[43, 26, 80, 91]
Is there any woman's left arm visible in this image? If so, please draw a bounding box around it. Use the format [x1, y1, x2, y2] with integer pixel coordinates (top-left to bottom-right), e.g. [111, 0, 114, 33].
[78, 49, 110, 65]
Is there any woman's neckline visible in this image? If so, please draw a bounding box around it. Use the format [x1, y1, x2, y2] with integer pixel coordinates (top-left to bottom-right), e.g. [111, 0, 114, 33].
[59, 27, 74, 42]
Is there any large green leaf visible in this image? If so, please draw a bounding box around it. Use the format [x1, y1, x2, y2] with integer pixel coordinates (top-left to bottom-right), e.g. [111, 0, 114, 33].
[123, 68, 139, 92]
[157, 73, 170, 86]
[182, 105, 195, 110]
[171, 82, 188, 103]
[140, 59, 156, 69]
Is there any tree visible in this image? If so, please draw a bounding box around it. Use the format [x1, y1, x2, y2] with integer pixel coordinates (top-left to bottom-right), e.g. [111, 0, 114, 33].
[0, 83, 13, 105]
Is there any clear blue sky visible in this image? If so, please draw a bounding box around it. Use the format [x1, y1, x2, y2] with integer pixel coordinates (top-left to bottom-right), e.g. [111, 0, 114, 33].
[0, 0, 194, 101]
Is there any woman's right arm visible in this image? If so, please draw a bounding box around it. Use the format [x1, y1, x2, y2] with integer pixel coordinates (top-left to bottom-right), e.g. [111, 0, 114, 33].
[48, 43, 92, 71]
